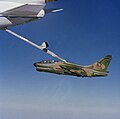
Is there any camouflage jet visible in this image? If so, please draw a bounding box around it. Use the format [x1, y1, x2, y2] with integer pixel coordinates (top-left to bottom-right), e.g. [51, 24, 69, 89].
[34, 55, 112, 77]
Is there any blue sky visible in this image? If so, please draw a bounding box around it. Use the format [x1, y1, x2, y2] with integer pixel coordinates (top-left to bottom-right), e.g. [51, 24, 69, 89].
[0, 0, 120, 119]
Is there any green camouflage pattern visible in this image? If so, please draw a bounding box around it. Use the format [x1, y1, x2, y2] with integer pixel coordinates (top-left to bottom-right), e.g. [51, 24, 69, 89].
[34, 55, 112, 77]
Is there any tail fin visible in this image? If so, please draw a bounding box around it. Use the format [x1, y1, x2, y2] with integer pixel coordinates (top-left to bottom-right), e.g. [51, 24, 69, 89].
[92, 55, 112, 71]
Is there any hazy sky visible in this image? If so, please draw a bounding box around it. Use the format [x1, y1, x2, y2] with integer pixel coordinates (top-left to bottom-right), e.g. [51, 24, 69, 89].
[0, 0, 120, 119]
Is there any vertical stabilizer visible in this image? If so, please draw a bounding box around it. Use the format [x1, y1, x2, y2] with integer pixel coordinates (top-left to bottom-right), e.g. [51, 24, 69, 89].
[92, 55, 112, 71]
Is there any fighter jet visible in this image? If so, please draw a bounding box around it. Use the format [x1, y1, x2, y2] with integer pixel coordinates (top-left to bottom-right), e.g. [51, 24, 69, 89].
[34, 55, 112, 77]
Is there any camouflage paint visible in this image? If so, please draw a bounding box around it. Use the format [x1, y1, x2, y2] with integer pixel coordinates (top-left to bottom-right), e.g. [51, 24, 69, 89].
[34, 55, 112, 77]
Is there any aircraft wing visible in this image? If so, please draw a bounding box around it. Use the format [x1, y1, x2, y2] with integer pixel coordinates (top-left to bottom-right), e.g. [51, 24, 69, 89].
[59, 62, 87, 77]
[60, 62, 82, 70]
[59, 62, 83, 76]
[1, 3, 45, 18]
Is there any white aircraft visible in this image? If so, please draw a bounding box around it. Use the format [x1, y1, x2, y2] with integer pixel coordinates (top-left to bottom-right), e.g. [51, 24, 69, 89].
[0, 0, 66, 62]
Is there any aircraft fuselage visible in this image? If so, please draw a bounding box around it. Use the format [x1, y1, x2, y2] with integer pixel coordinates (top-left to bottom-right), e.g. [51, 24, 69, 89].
[33, 60, 109, 77]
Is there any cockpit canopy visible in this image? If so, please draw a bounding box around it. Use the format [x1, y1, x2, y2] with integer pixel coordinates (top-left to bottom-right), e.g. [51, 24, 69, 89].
[39, 60, 59, 64]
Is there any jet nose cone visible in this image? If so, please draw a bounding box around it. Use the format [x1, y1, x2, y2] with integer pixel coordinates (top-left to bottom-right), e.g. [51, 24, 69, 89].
[33, 63, 37, 67]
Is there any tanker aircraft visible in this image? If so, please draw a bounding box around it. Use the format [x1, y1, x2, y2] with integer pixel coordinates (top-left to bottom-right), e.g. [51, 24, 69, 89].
[34, 55, 112, 77]
[0, 0, 62, 29]
[0, 0, 66, 62]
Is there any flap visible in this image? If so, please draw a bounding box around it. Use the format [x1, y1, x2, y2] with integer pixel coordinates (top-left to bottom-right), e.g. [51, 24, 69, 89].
[2, 4, 45, 17]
